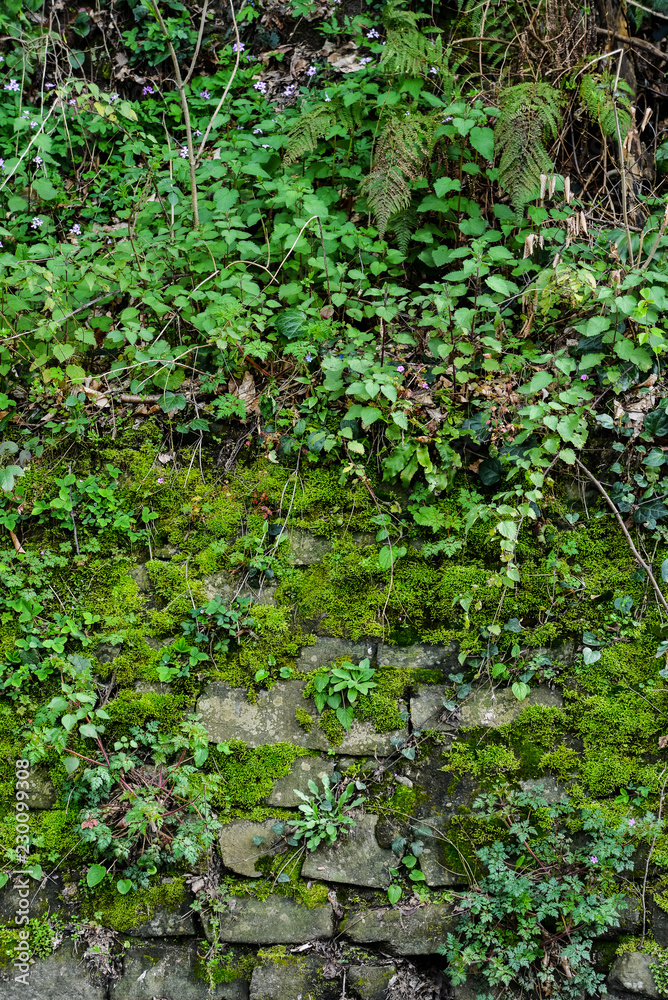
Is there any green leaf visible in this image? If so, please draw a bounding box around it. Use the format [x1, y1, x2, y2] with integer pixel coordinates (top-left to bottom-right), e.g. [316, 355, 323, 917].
[662, 559, 668, 583]
[359, 407, 382, 426]
[470, 126, 494, 160]
[486, 275, 519, 297]
[511, 681, 530, 701]
[79, 723, 99, 739]
[117, 879, 133, 895]
[52, 343, 75, 363]
[582, 646, 601, 665]
[26, 864, 42, 881]
[518, 370, 554, 395]
[0, 466, 24, 492]
[387, 884, 402, 905]
[86, 864, 107, 888]
[64, 756, 80, 774]
[0, 874, 8, 889]
[413, 506, 445, 532]
[559, 448, 576, 465]
[32, 178, 57, 201]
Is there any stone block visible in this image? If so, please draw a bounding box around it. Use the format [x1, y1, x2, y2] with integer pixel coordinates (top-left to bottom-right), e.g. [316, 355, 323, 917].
[197, 681, 407, 755]
[203, 895, 334, 945]
[608, 952, 659, 998]
[266, 758, 332, 808]
[417, 821, 467, 888]
[376, 643, 458, 672]
[410, 685, 457, 733]
[201, 572, 276, 606]
[0, 875, 64, 927]
[111, 941, 247, 999]
[460, 685, 563, 729]
[347, 963, 396, 998]
[296, 637, 376, 673]
[286, 530, 333, 566]
[218, 819, 286, 878]
[26, 768, 57, 809]
[125, 900, 197, 938]
[340, 903, 452, 955]
[301, 814, 394, 889]
[0, 943, 106, 1000]
[250, 953, 337, 1000]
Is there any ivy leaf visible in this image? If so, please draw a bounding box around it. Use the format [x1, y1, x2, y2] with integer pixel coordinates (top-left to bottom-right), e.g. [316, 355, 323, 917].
[86, 864, 107, 888]
[511, 681, 531, 701]
[582, 646, 601, 665]
[387, 884, 402, 905]
[26, 864, 42, 881]
[64, 756, 80, 774]
[117, 879, 133, 895]
[0, 465, 24, 492]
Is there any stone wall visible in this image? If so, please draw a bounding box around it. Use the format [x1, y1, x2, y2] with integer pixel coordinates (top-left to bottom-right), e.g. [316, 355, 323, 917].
[2, 511, 666, 1000]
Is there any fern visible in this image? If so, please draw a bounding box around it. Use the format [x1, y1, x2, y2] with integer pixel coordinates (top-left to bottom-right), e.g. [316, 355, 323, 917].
[380, 0, 445, 77]
[361, 113, 436, 237]
[387, 207, 418, 254]
[284, 96, 364, 165]
[495, 82, 565, 212]
[579, 73, 633, 138]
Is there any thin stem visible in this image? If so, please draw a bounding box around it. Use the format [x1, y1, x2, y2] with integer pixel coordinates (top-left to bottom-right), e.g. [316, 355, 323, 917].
[574, 458, 668, 615]
[196, 0, 244, 162]
[150, 0, 199, 228]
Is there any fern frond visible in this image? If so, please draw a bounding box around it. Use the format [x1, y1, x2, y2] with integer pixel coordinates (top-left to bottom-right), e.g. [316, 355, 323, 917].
[495, 82, 565, 212]
[579, 73, 632, 138]
[362, 113, 436, 237]
[387, 207, 419, 254]
[380, 0, 444, 77]
[284, 97, 364, 165]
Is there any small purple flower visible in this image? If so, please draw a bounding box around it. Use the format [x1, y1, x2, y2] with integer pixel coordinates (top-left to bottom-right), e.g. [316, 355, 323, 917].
[629, 818, 636, 826]
[284, 84, 296, 96]
[68, 98, 77, 107]
[194, 129, 202, 136]
[324, 92, 331, 102]
[110, 93, 119, 102]
[31, 217, 43, 229]
[32, 155, 42, 165]
[261, 143, 271, 149]
[306, 65, 317, 77]
[157, 477, 164, 484]
[4, 79, 19, 92]
[232, 42, 245, 53]
[246, 54, 256, 61]
[0, 159, 5, 172]
[45, 82, 55, 89]
[421, 381, 429, 388]
[30, 121, 38, 128]
[367, 28, 379, 39]
[442, 115, 453, 123]
[179, 147, 188, 158]
[430, 66, 438, 75]
[397, 365, 405, 373]
[590, 855, 598, 864]
[360, 57, 373, 65]
[254, 80, 267, 94]
[306, 354, 313, 362]
[70, 223, 82, 235]
[199, 89, 210, 99]
[253, 127, 263, 134]
[142, 85, 155, 96]
[580, 374, 588, 381]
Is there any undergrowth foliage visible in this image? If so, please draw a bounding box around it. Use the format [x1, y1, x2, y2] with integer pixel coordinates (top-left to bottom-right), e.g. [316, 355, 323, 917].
[3, 0, 668, 992]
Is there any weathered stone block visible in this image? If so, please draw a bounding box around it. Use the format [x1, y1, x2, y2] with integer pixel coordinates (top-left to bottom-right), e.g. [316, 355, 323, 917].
[301, 814, 394, 889]
[111, 941, 247, 999]
[347, 962, 396, 998]
[340, 903, 452, 955]
[203, 895, 334, 945]
[25, 768, 57, 809]
[460, 685, 563, 729]
[410, 685, 457, 733]
[266, 758, 332, 808]
[376, 643, 458, 672]
[197, 681, 407, 755]
[249, 952, 336, 1000]
[287, 530, 333, 566]
[608, 952, 659, 998]
[0, 943, 106, 1000]
[218, 819, 286, 878]
[201, 572, 276, 606]
[125, 900, 197, 938]
[296, 637, 376, 673]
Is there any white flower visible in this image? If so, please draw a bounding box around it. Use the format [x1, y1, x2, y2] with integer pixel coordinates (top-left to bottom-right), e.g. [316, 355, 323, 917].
[32, 155, 42, 165]
[253, 128, 263, 134]
[367, 28, 379, 39]
[4, 79, 19, 92]
[430, 66, 438, 74]
[31, 217, 43, 229]
[179, 147, 188, 158]
[254, 80, 267, 94]
[324, 92, 331, 102]
[70, 223, 82, 235]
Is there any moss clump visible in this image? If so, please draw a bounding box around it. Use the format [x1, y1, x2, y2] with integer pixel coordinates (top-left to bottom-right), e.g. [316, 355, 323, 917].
[32, 810, 81, 864]
[539, 744, 580, 780]
[386, 783, 428, 817]
[82, 878, 186, 932]
[444, 740, 521, 780]
[213, 742, 310, 809]
[296, 708, 313, 732]
[317, 710, 345, 747]
[194, 948, 257, 986]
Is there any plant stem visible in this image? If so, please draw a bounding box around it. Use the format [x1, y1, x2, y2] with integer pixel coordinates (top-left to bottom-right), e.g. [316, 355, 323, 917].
[150, 0, 199, 228]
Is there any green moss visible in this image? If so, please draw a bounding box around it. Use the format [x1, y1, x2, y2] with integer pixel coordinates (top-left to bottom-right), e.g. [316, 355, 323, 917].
[32, 810, 81, 863]
[105, 689, 193, 736]
[444, 740, 521, 780]
[295, 708, 313, 732]
[194, 948, 257, 986]
[214, 742, 310, 809]
[82, 878, 186, 932]
[386, 783, 428, 816]
[539, 744, 580, 780]
[317, 710, 345, 747]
